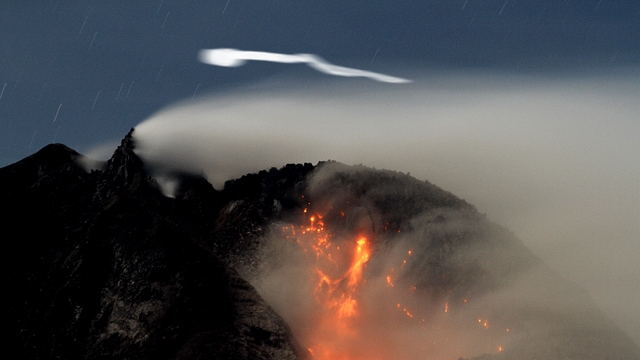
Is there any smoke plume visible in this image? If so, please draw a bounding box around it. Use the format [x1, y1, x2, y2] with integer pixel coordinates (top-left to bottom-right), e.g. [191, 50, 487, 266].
[133, 70, 640, 352]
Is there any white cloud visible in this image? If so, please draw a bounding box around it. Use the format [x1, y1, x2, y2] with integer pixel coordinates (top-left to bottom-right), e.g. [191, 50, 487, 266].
[133, 70, 640, 347]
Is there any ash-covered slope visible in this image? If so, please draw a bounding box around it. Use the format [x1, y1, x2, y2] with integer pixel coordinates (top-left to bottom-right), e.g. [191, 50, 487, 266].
[199, 161, 640, 360]
[2, 132, 306, 360]
[3, 130, 639, 360]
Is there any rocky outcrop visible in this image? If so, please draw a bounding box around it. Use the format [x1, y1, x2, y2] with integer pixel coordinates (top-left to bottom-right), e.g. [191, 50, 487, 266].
[2, 130, 306, 360]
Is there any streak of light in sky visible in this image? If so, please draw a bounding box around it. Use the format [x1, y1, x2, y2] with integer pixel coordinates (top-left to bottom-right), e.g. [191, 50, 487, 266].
[52, 104, 62, 122]
[199, 48, 412, 83]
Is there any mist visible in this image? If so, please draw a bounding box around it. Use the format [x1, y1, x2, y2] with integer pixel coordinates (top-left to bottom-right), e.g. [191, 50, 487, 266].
[133, 70, 640, 350]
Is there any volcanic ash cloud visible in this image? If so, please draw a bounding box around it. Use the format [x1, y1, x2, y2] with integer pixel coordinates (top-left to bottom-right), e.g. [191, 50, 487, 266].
[132, 73, 640, 350]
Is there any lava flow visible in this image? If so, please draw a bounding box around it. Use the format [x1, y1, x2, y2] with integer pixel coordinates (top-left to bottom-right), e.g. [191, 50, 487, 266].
[282, 207, 372, 359]
[277, 201, 510, 360]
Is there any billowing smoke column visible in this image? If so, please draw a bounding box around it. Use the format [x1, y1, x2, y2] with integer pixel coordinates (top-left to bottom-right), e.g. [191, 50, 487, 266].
[132, 72, 640, 355]
[198, 48, 412, 83]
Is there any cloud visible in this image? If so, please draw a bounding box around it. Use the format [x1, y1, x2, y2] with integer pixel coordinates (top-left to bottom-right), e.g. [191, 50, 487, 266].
[132, 70, 640, 347]
[75, 141, 120, 172]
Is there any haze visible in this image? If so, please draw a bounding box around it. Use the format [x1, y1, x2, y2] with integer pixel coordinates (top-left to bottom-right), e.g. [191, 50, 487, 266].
[133, 71, 640, 347]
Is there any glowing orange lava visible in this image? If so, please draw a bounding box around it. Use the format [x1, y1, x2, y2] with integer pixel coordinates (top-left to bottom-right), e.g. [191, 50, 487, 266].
[280, 201, 510, 359]
[282, 207, 372, 359]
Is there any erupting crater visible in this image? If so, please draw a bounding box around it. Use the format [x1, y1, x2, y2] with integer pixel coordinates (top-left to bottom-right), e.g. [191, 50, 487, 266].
[236, 164, 638, 360]
[270, 197, 505, 360]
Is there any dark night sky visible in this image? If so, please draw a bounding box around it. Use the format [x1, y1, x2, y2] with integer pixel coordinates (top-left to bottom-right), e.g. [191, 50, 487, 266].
[1, 0, 639, 165]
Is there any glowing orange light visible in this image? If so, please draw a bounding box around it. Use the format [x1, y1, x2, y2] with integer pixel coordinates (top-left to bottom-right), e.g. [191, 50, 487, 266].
[444, 302, 448, 313]
[395, 303, 415, 319]
[282, 210, 373, 359]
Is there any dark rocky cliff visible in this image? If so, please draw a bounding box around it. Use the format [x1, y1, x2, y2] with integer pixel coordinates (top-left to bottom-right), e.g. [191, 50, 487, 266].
[2, 131, 306, 360]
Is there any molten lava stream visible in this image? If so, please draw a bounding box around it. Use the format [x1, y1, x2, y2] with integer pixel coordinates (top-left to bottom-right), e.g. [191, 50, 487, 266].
[284, 212, 377, 359]
[309, 236, 371, 359]
[281, 210, 510, 359]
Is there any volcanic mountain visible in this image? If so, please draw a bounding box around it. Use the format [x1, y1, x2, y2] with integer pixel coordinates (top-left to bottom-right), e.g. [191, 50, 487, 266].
[3, 130, 639, 360]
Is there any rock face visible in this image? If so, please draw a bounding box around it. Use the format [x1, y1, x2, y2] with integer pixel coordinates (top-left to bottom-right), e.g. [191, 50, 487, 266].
[3, 130, 640, 360]
[3, 132, 306, 360]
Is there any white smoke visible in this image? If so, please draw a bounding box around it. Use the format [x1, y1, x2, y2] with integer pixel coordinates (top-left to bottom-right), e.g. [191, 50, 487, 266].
[76, 141, 119, 173]
[132, 70, 640, 349]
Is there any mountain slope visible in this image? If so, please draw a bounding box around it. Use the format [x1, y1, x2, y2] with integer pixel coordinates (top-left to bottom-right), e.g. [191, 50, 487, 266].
[201, 161, 640, 360]
[2, 132, 306, 360]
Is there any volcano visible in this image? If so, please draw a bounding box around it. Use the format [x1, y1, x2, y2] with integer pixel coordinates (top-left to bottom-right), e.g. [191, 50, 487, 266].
[3, 130, 639, 360]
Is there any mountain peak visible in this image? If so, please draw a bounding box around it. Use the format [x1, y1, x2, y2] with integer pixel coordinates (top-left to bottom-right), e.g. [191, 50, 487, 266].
[3, 132, 307, 360]
[0, 142, 80, 176]
[95, 128, 148, 198]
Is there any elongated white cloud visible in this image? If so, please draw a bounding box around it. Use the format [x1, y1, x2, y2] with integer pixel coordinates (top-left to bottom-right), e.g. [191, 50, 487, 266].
[198, 48, 412, 83]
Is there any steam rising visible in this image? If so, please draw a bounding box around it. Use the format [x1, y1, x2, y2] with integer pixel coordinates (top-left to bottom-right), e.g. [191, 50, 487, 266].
[133, 71, 640, 354]
[199, 48, 412, 83]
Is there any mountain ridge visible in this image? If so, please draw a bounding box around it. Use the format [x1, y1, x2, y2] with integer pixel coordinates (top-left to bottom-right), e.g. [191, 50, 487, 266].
[2, 130, 306, 360]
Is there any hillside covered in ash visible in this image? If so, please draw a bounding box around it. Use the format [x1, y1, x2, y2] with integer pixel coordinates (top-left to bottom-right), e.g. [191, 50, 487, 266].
[2, 130, 638, 360]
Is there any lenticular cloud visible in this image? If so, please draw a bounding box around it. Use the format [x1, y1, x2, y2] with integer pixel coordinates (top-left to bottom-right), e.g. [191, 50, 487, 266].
[198, 48, 412, 83]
